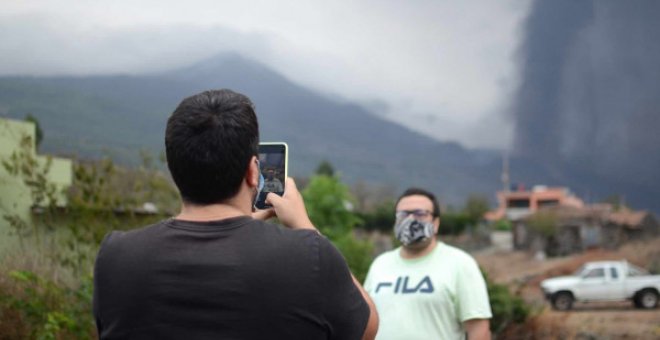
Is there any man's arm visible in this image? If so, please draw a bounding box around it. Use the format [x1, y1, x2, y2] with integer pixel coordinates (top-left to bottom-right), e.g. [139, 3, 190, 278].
[464, 318, 491, 340]
[266, 177, 378, 340]
[351, 274, 379, 340]
[455, 254, 492, 340]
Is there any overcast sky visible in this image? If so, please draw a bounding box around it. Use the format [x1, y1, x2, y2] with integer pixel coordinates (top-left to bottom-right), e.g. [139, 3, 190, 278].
[1, 0, 531, 149]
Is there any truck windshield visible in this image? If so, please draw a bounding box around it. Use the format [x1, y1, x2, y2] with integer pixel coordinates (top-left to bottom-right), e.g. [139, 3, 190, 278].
[583, 268, 605, 279]
[573, 265, 586, 276]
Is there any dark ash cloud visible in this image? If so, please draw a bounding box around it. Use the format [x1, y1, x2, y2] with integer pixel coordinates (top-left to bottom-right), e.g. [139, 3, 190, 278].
[512, 0, 660, 208]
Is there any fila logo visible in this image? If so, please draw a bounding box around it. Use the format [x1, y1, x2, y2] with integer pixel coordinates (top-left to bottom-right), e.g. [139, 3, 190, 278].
[375, 275, 434, 294]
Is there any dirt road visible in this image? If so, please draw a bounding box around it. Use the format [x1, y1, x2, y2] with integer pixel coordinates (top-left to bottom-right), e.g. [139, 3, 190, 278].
[474, 237, 660, 339]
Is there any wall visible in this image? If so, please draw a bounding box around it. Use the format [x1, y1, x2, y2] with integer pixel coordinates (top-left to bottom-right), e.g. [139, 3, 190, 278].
[0, 118, 72, 254]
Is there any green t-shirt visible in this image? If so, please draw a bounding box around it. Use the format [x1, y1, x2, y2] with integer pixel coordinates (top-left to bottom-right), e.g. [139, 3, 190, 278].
[364, 242, 492, 340]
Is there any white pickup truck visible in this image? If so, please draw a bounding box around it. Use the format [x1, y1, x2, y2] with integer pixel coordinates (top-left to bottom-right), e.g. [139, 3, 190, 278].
[540, 260, 660, 310]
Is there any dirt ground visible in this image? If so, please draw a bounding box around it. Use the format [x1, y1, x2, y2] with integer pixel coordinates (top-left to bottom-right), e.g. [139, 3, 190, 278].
[474, 237, 660, 339]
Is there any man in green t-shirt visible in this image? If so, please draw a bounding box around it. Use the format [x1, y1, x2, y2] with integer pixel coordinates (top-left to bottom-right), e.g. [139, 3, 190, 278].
[364, 188, 492, 340]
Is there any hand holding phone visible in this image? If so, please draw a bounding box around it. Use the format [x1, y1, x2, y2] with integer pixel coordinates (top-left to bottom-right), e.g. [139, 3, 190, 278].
[255, 142, 288, 209]
[264, 177, 315, 230]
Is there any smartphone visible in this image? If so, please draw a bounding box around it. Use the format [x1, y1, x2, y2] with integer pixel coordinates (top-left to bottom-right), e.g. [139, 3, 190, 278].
[255, 142, 288, 209]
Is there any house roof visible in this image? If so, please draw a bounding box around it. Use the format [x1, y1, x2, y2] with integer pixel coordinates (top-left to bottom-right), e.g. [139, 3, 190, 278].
[607, 210, 650, 229]
[524, 205, 655, 230]
[532, 205, 609, 221]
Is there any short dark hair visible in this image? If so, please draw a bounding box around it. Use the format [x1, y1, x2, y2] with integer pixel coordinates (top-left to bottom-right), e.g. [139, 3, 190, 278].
[165, 89, 259, 205]
[395, 187, 441, 218]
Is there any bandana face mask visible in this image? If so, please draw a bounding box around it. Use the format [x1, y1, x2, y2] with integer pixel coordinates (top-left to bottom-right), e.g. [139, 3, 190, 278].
[394, 216, 435, 246]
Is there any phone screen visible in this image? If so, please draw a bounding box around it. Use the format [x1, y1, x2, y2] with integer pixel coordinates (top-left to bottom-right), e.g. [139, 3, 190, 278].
[256, 142, 288, 209]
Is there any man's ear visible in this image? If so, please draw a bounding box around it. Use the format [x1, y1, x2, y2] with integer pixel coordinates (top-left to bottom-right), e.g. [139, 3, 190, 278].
[433, 217, 440, 234]
[246, 156, 259, 188]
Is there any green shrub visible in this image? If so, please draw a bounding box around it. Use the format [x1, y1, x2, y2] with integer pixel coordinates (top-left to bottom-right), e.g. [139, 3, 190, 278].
[439, 212, 472, 235]
[483, 271, 530, 334]
[0, 270, 94, 339]
[1, 144, 172, 339]
[494, 219, 512, 231]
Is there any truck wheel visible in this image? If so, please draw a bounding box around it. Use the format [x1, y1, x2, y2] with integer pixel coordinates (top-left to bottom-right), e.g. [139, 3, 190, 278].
[636, 289, 659, 309]
[552, 292, 574, 311]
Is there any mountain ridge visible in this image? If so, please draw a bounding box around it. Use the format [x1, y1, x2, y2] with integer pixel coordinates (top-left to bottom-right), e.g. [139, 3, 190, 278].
[1, 53, 656, 211]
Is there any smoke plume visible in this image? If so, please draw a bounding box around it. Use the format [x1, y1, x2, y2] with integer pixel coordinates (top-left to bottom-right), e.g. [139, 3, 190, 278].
[513, 0, 660, 207]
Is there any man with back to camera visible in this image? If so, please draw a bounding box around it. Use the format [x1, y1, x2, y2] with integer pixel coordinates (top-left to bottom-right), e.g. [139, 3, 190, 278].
[93, 89, 378, 339]
[364, 188, 491, 340]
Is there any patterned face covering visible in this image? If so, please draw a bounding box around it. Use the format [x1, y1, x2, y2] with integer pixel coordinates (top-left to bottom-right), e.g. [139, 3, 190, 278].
[394, 216, 435, 246]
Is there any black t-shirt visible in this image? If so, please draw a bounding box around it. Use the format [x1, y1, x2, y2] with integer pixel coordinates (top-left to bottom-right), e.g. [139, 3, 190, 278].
[93, 217, 369, 339]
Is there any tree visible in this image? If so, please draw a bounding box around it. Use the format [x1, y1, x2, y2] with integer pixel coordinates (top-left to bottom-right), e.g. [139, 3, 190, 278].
[601, 194, 628, 211]
[315, 160, 335, 176]
[302, 175, 360, 238]
[302, 174, 373, 282]
[527, 211, 558, 238]
[464, 194, 490, 223]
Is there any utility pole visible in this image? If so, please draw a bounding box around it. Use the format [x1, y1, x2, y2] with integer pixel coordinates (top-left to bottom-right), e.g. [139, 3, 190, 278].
[501, 151, 510, 193]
